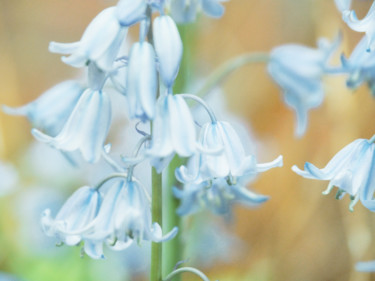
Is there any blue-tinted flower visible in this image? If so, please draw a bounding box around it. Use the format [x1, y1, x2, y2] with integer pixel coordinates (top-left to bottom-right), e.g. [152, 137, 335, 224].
[176, 121, 283, 183]
[126, 41, 157, 121]
[3, 80, 84, 136]
[41, 186, 101, 246]
[342, 2, 375, 51]
[292, 137, 375, 211]
[82, 179, 178, 259]
[268, 37, 339, 137]
[153, 15, 183, 88]
[341, 36, 375, 95]
[334, 0, 351, 13]
[32, 89, 112, 163]
[356, 260, 375, 272]
[116, 0, 147, 26]
[148, 94, 196, 171]
[49, 7, 127, 71]
[174, 177, 268, 216]
[168, 0, 227, 23]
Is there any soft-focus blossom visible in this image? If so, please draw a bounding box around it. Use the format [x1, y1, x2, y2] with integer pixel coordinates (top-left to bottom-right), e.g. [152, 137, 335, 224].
[342, 2, 375, 51]
[334, 0, 351, 13]
[32, 89, 112, 163]
[292, 137, 375, 211]
[3, 80, 84, 136]
[268, 37, 339, 137]
[341, 36, 375, 96]
[153, 15, 183, 88]
[174, 177, 269, 215]
[168, 0, 227, 23]
[126, 41, 157, 121]
[116, 0, 147, 26]
[82, 179, 178, 259]
[41, 186, 101, 246]
[0, 161, 18, 196]
[148, 94, 196, 171]
[356, 260, 375, 272]
[49, 7, 127, 71]
[176, 121, 283, 183]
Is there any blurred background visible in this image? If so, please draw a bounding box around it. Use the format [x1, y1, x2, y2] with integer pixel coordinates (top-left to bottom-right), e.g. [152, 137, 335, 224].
[1, 0, 375, 280]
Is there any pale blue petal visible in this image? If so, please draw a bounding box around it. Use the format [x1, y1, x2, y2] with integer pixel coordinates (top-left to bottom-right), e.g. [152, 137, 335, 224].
[230, 185, 269, 206]
[356, 260, 375, 272]
[153, 16, 183, 87]
[84, 240, 105, 259]
[201, 0, 225, 18]
[256, 155, 283, 172]
[169, 0, 198, 23]
[116, 0, 147, 26]
[49, 42, 80, 54]
[146, 223, 178, 242]
[334, 0, 351, 12]
[127, 41, 157, 120]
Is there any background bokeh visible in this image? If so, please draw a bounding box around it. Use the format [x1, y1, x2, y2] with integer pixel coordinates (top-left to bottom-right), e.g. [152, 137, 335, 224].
[1, 0, 375, 280]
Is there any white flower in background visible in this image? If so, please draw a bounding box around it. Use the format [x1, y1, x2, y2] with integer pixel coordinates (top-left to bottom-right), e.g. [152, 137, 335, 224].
[49, 7, 128, 71]
[0, 162, 18, 196]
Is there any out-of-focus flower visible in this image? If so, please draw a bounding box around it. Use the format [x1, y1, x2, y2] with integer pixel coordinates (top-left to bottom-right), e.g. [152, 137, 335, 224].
[167, 0, 228, 23]
[126, 41, 157, 121]
[153, 15, 183, 88]
[292, 137, 375, 211]
[148, 94, 196, 171]
[3, 80, 84, 136]
[174, 177, 269, 215]
[342, 2, 375, 51]
[356, 260, 375, 272]
[41, 186, 101, 246]
[176, 121, 283, 183]
[0, 161, 18, 196]
[341, 36, 375, 96]
[82, 178, 178, 259]
[32, 89, 112, 163]
[116, 0, 147, 26]
[268, 37, 339, 137]
[49, 7, 128, 71]
[334, 0, 351, 13]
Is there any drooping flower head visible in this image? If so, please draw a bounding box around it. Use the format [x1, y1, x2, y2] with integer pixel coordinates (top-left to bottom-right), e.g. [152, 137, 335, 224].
[268, 36, 340, 137]
[49, 7, 128, 71]
[292, 136, 375, 212]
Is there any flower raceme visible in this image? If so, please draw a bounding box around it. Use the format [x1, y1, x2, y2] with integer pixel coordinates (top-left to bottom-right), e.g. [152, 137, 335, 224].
[292, 137, 375, 212]
[268, 36, 340, 137]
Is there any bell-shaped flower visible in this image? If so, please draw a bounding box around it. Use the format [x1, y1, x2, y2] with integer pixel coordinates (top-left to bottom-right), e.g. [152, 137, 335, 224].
[268, 37, 339, 137]
[168, 0, 227, 23]
[148, 94, 196, 171]
[82, 179, 178, 259]
[341, 36, 375, 96]
[41, 186, 101, 246]
[116, 0, 147, 26]
[49, 7, 128, 71]
[174, 177, 269, 216]
[32, 89, 112, 163]
[153, 15, 183, 88]
[126, 41, 157, 121]
[342, 2, 375, 52]
[292, 137, 375, 212]
[176, 121, 283, 183]
[3, 80, 84, 136]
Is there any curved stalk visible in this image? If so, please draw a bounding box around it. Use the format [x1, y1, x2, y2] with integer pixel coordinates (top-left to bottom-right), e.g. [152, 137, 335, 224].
[163, 267, 210, 281]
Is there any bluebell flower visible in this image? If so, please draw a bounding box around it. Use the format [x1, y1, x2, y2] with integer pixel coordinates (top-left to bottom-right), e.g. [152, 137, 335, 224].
[268, 37, 339, 137]
[49, 7, 128, 71]
[342, 2, 375, 51]
[148, 94, 196, 171]
[41, 186, 101, 246]
[174, 177, 269, 216]
[176, 121, 283, 183]
[32, 89, 112, 163]
[116, 0, 147, 26]
[334, 0, 351, 13]
[341, 36, 375, 96]
[168, 0, 227, 23]
[126, 41, 157, 121]
[292, 137, 375, 211]
[153, 15, 183, 88]
[3, 80, 84, 136]
[82, 178, 178, 259]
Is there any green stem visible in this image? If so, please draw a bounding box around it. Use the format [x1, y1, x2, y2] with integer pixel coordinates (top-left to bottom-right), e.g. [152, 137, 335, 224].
[195, 52, 270, 98]
[151, 167, 163, 281]
[163, 267, 211, 281]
